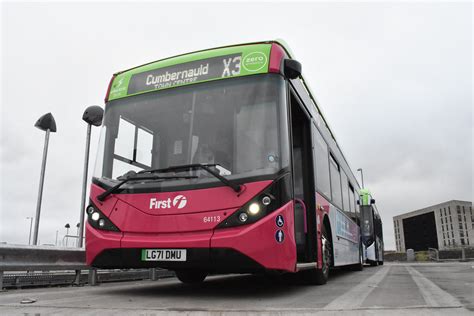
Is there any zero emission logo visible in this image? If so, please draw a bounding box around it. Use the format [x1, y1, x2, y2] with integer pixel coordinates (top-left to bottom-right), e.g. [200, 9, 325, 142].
[242, 52, 268, 72]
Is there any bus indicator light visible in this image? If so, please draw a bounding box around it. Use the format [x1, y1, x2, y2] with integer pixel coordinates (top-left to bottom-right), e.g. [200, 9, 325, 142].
[86, 206, 95, 215]
[262, 196, 271, 206]
[238, 213, 248, 222]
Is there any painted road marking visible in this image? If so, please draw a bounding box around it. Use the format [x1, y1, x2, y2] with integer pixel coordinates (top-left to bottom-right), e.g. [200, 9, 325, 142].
[405, 266, 462, 308]
[324, 266, 390, 310]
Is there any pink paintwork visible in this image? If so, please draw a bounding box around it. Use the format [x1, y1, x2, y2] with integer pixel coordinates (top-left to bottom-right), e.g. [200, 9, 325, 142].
[97, 181, 271, 216]
[86, 180, 298, 272]
[211, 200, 296, 272]
[269, 43, 287, 74]
[110, 199, 237, 233]
[85, 223, 121, 265]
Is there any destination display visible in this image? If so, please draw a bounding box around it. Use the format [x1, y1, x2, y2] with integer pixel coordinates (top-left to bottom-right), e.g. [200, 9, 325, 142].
[106, 43, 272, 101]
[128, 53, 242, 95]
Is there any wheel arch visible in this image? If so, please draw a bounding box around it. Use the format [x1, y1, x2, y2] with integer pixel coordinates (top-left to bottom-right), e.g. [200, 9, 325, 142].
[322, 214, 334, 267]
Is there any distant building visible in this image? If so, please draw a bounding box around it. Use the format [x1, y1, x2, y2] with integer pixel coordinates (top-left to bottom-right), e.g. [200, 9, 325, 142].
[393, 200, 473, 252]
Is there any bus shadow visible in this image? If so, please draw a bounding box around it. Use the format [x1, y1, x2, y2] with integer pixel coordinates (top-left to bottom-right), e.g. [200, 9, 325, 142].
[109, 268, 357, 299]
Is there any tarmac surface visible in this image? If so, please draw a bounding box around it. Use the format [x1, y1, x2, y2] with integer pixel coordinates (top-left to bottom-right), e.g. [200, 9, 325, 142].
[0, 262, 473, 315]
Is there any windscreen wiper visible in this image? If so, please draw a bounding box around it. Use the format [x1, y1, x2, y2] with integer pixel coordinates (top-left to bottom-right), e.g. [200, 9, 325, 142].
[97, 174, 198, 201]
[138, 163, 241, 193]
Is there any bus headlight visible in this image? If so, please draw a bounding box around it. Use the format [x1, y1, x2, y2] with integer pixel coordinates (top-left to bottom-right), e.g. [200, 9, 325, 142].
[91, 212, 100, 221]
[248, 203, 261, 215]
[216, 174, 292, 229]
[86, 201, 120, 232]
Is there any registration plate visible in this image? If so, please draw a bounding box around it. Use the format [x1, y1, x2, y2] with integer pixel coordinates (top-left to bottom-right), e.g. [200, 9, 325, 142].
[141, 249, 187, 262]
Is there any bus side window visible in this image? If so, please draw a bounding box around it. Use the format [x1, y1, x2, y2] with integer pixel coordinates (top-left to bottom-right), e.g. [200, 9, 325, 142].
[329, 154, 343, 209]
[349, 184, 357, 219]
[112, 116, 152, 179]
[312, 125, 331, 199]
[115, 117, 135, 160]
[341, 171, 350, 215]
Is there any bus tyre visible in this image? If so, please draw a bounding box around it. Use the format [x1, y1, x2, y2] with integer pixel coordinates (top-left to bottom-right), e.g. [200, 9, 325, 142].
[306, 226, 331, 285]
[175, 270, 207, 284]
[369, 260, 378, 267]
[378, 261, 384, 266]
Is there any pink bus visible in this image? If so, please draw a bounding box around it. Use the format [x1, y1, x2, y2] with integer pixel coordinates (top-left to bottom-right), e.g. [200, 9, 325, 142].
[86, 41, 373, 285]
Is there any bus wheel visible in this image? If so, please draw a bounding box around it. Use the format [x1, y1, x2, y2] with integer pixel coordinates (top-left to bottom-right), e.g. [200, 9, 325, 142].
[369, 260, 378, 267]
[306, 226, 331, 285]
[378, 260, 384, 266]
[175, 270, 208, 284]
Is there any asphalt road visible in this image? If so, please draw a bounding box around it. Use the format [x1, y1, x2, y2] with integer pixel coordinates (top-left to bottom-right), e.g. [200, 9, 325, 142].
[0, 262, 473, 315]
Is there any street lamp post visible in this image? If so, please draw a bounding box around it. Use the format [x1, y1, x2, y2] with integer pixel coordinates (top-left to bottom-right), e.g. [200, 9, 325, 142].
[65, 223, 70, 247]
[357, 168, 364, 189]
[26, 217, 33, 245]
[77, 106, 103, 248]
[32, 113, 57, 246]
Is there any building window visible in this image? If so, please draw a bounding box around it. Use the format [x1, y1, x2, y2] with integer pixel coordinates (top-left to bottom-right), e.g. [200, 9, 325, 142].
[444, 208, 447, 216]
[448, 206, 451, 215]
[441, 218, 444, 224]
[458, 215, 462, 222]
[444, 240, 446, 246]
[452, 232, 454, 238]
[460, 231, 464, 238]
[461, 239, 465, 245]
[451, 224, 453, 230]
[448, 240, 451, 246]
[457, 205, 461, 213]
[459, 223, 463, 230]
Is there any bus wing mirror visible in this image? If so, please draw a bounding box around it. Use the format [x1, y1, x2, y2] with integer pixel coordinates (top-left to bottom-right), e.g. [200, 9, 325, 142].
[284, 59, 302, 79]
[370, 199, 375, 204]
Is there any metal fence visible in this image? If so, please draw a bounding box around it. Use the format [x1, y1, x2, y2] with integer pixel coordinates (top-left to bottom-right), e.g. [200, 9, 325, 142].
[0, 244, 173, 290]
[384, 247, 474, 262]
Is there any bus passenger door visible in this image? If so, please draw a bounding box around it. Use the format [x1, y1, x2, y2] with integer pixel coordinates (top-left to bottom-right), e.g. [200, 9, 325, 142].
[290, 91, 317, 263]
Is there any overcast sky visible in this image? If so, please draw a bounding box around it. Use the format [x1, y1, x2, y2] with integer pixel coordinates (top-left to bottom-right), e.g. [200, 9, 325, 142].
[1, 1, 472, 250]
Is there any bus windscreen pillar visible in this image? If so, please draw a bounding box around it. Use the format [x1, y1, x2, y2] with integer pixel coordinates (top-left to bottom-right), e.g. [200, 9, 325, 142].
[32, 112, 57, 246]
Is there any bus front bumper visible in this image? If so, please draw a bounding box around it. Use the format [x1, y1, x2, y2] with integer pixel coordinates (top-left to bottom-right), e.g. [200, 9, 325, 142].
[86, 201, 296, 273]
